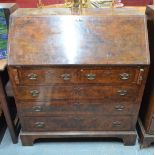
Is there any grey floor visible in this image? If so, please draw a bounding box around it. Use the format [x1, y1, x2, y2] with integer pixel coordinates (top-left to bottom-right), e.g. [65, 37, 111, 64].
[0, 129, 154, 155]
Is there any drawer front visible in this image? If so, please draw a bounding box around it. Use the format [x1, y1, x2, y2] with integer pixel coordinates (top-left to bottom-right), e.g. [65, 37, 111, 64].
[14, 85, 138, 101]
[79, 67, 139, 84]
[21, 116, 134, 132]
[18, 68, 78, 85]
[15, 86, 75, 100]
[77, 86, 138, 101]
[14, 67, 142, 85]
[17, 100, 138, 116]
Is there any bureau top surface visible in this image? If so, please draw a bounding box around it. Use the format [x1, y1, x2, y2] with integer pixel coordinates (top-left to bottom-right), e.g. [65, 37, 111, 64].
[8, 8, 149, 66]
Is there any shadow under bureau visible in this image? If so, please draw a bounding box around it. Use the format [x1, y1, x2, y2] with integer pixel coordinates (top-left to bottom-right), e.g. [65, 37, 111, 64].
[8, 8, 150, 146]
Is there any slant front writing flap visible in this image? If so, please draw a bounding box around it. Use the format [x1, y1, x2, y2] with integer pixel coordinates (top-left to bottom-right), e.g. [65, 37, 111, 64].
[8, 8, 149, 66]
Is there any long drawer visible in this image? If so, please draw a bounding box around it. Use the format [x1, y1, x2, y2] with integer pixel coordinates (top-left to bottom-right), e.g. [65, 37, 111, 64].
[21, 115, 134, 132]
[14, 85, 139, 101]
[13, 67, 141, 85]
[17, 100, 139, 116]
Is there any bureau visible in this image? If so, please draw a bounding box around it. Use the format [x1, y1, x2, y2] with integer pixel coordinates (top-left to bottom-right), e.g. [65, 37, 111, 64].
[8, 8, 150, 146]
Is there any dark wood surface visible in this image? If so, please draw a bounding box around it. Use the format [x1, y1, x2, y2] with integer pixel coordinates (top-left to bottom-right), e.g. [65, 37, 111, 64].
[138, 5, 154, 148]
[14, 66, 144, 85]
[8, 8, 149, 66]
[137, 119, 154, 148]
[20, 131, 137, 146]
[20, 115, 135, 132]
[17, 100, 139, 116]
[14, 85, 139, 100]
[8, 8, 150, 146]
[0, 3, 18, 144]
[0, 72, 17, 143]
[142, 5, 154, 134]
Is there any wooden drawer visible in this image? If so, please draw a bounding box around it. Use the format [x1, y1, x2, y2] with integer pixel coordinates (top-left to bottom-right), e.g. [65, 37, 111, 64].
[77, 85, 138, 101]
[17, 68, 78, 85]
[15, 86, 75, 100]
[17, 100, 138, 116]
[14, 85, 138, 101]
[13, 67, 142, 85]
[78, 67, 139, 84]
[21, 116, 134, 132]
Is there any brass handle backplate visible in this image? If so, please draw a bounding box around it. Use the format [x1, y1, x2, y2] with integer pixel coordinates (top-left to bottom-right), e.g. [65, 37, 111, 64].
[120, 73, 129, 80]
[30, 90, 40, 97]
[117, 90, 127, 96]
[28, 73, 38, 80]
[61, 73, 71, 81]
[112, 121, 121, 127]
[86, 73, 96, 80]
[35, 122, 45, 128]
[115, 105, 124, 111]
[32, 106, 42, 112]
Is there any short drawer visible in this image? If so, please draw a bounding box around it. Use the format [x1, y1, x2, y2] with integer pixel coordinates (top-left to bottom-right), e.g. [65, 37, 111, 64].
[17, 68, 78, 85]
[78, 67, 140, 84]
[21, 116, 134, 132]
[14, 85, 138, 101]
[17, 100, 139, 116]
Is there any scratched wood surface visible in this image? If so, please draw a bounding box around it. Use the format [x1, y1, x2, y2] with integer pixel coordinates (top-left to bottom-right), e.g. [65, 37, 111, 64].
[8, 8, 149, 66]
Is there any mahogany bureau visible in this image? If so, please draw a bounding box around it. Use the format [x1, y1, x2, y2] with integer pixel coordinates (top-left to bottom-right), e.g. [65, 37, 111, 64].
[8, 8, 150, 146]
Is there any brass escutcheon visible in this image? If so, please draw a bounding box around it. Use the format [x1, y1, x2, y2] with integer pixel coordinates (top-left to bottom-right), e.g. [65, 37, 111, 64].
[30, 90, 40, 97]
[61, 73, 71, 81]
[35, 122, 45, 128]
[120, 73, 129, 80]
[117, 90, 127, 96]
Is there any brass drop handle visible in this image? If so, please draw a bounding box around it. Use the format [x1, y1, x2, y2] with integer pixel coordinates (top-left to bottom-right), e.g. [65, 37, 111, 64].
[30, 90, 40, 97]
[61, 73, 71, 81]
[117, 90, 127, 96]
[112, 121, 121, 127]
[28, 73, 38, 80]
[85, 73, 96, 80]
[120, 73, 129, 80]
[35, 122, 45, 128]
[32, 106, 42, 112]
[115, 105, 124, 111]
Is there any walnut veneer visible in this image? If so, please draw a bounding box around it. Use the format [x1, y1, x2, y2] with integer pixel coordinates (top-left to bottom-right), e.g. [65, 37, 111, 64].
[8, 8, 150, 146]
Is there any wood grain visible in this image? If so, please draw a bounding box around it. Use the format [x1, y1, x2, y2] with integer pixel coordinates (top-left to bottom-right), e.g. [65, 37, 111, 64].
[8, 8, 149, 66]
[8, 8, 150, 146]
